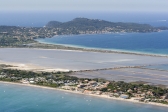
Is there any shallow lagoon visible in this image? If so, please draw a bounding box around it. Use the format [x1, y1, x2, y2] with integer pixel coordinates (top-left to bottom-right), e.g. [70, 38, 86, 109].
[144, 64, 168, 71]
[0, 48, 168, 71]
[70, 68, 168, 86]
[1, 48, 168, 85]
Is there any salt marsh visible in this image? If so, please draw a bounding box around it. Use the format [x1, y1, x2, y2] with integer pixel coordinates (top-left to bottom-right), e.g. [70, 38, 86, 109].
[0, 48, 168, 71]
[0, 48, 168, 85]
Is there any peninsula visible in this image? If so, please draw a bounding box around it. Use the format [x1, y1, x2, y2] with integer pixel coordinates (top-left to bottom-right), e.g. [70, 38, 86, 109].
[0, 18, 167, 47]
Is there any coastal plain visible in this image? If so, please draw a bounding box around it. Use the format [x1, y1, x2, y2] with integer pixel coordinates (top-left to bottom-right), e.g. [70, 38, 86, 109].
[0, 48, 168, 86]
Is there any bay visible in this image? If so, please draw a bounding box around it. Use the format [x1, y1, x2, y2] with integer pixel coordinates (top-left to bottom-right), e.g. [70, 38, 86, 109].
[36, 31, 168, 55]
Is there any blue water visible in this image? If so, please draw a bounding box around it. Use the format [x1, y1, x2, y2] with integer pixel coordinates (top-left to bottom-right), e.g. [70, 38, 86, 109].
[36, 31, 168, 55]
[0, 82, 167, 112]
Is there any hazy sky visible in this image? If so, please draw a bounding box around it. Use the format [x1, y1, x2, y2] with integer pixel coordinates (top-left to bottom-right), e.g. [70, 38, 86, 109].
[0, 0, 167, 26]
[0, 0, 168, 13]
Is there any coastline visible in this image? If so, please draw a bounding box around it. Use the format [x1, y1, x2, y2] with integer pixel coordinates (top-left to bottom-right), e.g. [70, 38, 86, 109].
[3, 44, 167, 58]
[34, 30, 168, 58]
[34, 41, 168, 58]
[1, 81, 168, 108]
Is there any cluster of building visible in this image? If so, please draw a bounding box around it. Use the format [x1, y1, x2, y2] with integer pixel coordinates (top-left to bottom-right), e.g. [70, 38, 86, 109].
[0, 24, 161, 43]
[1, 71, 168, 104]
[60, 80, 168, 104]
[61, 80, 131, 99]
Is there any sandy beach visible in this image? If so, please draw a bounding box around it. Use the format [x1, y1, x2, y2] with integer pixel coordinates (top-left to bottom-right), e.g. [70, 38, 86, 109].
[1, 81, 168, 108]
[0, 61, 70, 72]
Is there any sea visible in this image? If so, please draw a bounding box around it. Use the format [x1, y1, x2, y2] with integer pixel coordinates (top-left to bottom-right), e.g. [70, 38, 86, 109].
[0, 82, 168, 112]
[36, 30, 168, 56]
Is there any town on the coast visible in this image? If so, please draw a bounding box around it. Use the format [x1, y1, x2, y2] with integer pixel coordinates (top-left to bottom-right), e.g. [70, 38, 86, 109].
[0, 18, 167, 47]
[0, 67, 168, 105]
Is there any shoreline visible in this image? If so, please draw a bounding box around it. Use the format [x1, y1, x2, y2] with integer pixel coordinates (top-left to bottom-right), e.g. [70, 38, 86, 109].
[1, 81, 168, 108]
[33, 41, 168, 58]
[34, 31, 168, 58]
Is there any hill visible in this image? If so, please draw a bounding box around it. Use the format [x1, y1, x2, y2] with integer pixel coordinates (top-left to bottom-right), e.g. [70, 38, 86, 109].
[45, 18, 160, 33]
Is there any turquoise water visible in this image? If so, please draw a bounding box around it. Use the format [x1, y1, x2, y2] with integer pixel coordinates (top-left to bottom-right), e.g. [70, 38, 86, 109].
[36, 31, 168, 55]
[0, 82, 168, 112]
